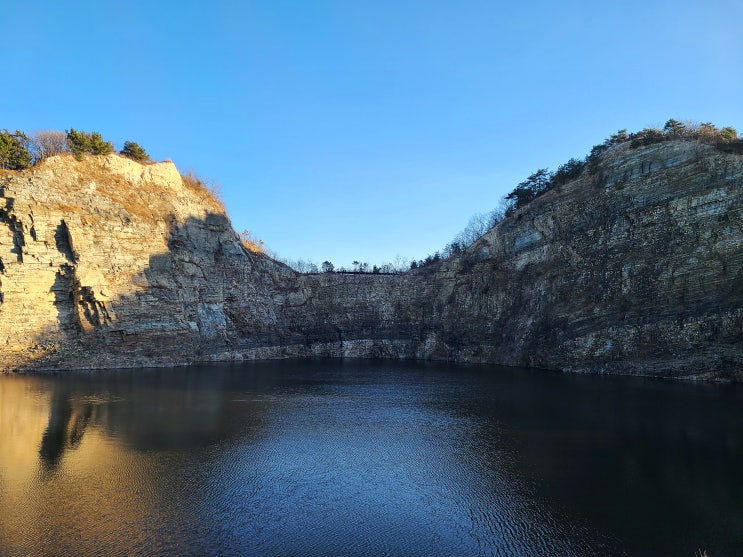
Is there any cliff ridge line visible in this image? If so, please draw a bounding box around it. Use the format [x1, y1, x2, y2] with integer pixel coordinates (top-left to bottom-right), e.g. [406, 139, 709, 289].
[0, 142, 741, 381]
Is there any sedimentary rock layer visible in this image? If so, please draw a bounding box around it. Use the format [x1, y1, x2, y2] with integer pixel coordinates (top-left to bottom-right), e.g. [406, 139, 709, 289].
[1, 141, 741, 380]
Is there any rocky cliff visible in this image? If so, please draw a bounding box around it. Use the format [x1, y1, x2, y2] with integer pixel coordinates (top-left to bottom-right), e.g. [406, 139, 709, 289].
[1, 141, 741, 380]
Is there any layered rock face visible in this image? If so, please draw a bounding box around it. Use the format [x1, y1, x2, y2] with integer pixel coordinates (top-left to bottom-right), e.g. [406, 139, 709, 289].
[0, 156, 293, 370]
[428, 141, 743, 379]
[1, 142, 741, 380]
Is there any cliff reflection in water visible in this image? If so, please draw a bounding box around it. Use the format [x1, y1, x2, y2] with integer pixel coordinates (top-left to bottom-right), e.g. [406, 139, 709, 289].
[0, 361, 742, 557]
[32, 366, 267, 456]
[0, 366, 272, 556]
[39, 386, 93, 470]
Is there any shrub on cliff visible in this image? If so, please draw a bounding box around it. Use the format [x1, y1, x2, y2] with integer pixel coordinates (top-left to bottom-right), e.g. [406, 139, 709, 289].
[696, 122, 721, 143]
[180, 170, 226, 211]
[0, 130, 32, 170]
[66, 129, 114, 160]
[629, 127, 664, 148]
[719, 127, 738, 143]
[551, 158, 586, 187]
[120, 141, 150, 162]
[717, 127, 743, 154]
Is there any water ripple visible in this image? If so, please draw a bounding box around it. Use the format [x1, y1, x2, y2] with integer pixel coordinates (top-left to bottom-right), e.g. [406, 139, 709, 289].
[1, 361, 740, 556]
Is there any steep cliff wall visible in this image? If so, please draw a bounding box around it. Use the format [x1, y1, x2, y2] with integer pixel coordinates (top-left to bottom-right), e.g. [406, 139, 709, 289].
[1, 142, 741, 380]
[0, 155, 294, 370]
[251, 141, 743, 380]
[475, 141, 743, 379]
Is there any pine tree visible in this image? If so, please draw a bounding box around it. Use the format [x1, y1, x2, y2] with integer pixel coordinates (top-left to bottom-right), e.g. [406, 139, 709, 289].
[0, 130, 31, 170]
[66, 129, 114, 160]
[719, 127, 738, 143]
[120, 141, 149, 162]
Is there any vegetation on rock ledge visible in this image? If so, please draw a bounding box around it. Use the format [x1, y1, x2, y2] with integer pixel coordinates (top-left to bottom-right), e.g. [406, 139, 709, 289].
[66, 129, 114, 160]
[0, 128, 152, 166]
[407, 119, 742, 271]
[119, 141, 150, 162]
[0, 130, 32, 170]
[502, 120, 742, 218]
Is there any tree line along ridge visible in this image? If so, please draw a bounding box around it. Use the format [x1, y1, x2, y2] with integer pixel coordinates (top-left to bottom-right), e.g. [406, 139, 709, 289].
[409, 119, 742, 271]
[0, 129, 150, 170]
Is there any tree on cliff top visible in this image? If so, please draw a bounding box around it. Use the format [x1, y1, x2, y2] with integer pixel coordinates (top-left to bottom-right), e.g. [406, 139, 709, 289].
[29, 130, 70, 162]
[66, 129, 114, 160]
[505, 168, 551, 212]
[719, 127, 738, 143]
[120, 141, 150, 162]
[0, 130, 32, 170]
[663, 118, 688, 137]
[551, 157, 586, 187]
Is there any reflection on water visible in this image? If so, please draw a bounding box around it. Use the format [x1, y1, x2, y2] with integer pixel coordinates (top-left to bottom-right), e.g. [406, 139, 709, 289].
[39, 386, 93, 470]
[0, 361, 742, 556]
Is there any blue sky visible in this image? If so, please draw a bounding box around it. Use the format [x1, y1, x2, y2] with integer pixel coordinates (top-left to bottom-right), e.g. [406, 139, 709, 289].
[3, 0, 742, 267]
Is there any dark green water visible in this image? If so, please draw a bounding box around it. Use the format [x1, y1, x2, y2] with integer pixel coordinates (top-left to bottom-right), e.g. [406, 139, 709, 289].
[0, 360, 741, 556]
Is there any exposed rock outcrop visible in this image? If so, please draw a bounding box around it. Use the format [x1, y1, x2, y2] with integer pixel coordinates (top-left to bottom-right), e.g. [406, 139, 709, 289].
[0, 141, 741, 380]
[0, 155, 293, 370]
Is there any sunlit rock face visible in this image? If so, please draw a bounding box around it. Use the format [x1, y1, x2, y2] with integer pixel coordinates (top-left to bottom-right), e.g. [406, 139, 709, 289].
[0, 155, 291, 370]
[0, 142, 741, 379]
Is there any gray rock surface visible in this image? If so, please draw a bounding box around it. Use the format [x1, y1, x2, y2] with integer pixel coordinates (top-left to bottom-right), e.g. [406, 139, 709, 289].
[1, 141, 741, 380]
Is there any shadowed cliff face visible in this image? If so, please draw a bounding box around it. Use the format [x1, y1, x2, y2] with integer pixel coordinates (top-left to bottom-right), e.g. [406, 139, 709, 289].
[250, 141, 742, 380]
[0, 143, 741, 380]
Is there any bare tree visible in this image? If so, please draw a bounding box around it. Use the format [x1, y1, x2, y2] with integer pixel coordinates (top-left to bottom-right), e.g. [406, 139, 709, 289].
[490, 202, 507, 225]
[29, 130, 69, 163]
[391, 254, 409, 273]
[284, 259, 320, 273]
[458, 211, 493, 246]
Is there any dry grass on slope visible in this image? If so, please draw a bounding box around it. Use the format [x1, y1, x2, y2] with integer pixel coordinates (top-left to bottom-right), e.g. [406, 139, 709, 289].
[180, 171, 227, 214]
[238, 229, 265, 254]
[19, 155, 227, 221]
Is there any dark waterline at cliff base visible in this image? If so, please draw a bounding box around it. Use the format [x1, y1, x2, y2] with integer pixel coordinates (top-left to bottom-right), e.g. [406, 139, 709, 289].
[0, 360, 741, 556]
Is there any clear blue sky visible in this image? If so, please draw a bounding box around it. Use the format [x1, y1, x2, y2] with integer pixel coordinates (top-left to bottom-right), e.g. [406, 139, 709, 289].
[2, 0, 742, 268]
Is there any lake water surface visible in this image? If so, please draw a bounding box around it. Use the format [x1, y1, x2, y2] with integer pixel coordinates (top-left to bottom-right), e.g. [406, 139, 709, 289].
[0, 360, 741, 556]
